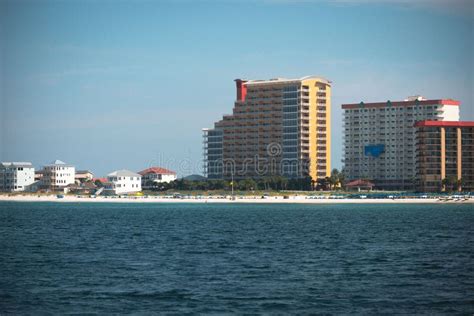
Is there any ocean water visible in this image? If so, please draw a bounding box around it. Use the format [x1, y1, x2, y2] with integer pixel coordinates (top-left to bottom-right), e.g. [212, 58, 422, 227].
[0, 202, 473, 314]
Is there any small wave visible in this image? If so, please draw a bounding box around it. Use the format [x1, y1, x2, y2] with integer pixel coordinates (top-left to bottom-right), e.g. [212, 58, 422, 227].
[110, 289, 194, 301]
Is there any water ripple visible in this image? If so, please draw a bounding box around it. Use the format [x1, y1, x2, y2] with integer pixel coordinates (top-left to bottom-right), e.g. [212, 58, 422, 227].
[0, 202, 473, 314]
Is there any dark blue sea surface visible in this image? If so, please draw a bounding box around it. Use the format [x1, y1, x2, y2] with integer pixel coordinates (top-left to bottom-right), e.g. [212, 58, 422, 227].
[0, 202, 473, 314]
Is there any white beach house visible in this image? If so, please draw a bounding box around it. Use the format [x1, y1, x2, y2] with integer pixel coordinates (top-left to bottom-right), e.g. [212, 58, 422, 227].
[0, 162, 35, 192]
[138, 167, 177, 189]
[42, 160, 76, 191]
[105, 170, 142, 195]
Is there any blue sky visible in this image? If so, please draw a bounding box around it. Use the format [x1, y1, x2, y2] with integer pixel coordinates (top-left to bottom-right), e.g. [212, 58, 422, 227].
[1, 0, 473, 177]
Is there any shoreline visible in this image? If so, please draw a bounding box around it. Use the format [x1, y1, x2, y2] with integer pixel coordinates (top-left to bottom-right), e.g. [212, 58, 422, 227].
[0, 195, 472, 204]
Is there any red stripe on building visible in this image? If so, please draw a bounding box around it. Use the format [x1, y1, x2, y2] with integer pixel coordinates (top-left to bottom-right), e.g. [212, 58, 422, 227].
[235, 79, 247, 102]
[414, 120, 474, 127]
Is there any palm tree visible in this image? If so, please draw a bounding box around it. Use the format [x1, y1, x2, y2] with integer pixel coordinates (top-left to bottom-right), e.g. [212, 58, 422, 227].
[448, 176, 458, 192]
[338, 172, 346, 190]
[330, 168, 340, 190]
[324, 176, 332, 190]
[441, 178, 448, 192]
[442, 176, 457, 192]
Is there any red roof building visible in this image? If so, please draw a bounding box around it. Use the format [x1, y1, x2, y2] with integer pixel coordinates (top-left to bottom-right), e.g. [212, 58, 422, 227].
[345, 179, 374, 191]
[139, 167, 177, 188]
[92, 177, 108, 183]
[138, 167, 176, 176]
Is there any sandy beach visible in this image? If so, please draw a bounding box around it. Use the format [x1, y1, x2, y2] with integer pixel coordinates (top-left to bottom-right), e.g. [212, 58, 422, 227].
[0, 194, 472, 204]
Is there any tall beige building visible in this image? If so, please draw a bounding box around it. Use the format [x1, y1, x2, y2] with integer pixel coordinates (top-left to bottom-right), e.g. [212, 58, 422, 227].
[203, 76, 332, 181]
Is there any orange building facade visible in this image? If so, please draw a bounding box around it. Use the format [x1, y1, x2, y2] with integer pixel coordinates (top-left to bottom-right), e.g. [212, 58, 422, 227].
[203, 76, 331, 181]
[415, 121, 474, 192]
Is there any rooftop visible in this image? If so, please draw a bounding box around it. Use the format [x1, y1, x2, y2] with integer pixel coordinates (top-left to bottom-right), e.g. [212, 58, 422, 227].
[342, 98, 460, 109]
[346, 179, 375, 187]
[139, 167, 176, 175]
[107, 169, 141, 178]
[45, 159, 74, 167]
[76, 170, 93, 174]
[92, 177, 108, 183]
[242, 75, 331, 86]
[1, 162, 33, 168]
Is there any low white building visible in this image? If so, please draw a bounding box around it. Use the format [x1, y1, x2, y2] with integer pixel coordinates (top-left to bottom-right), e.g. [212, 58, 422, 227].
[0, 162, 35, 192]
[139, 167, 177, 189]
[105, 170, 142, 195]
[42, 160, 75, 191]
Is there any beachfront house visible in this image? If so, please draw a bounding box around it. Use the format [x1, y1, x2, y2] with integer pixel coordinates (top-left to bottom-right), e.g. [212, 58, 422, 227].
[105, 170, 142, 195]
[65, 181, 98, 195]
[138, 167, 177, 189]
[0, 162, 35, 192]
[41, 160, 76, 191]
[75, 170, 94, 184]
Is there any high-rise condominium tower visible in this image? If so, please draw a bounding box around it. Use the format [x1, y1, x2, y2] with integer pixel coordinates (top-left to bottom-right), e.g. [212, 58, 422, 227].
[203, 76, 331, 181]
[415, 121, 474, 192]
[342, 96, 460, 190]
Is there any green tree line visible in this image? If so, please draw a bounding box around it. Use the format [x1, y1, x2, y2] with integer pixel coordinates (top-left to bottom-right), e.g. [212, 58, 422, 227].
[145, 169, 346, 192]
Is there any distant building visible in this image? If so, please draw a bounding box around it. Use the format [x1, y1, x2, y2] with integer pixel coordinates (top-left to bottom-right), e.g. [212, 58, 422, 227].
[42, 160, 76, 191]
[138, 167, 176, 189]
[105, 170, 142, 195]
[66, 181, 97, 195]
[342, 97, 460, 190]
[35, 170, 44, 181]
[203, 76, 332, 181]
[415, 121, 474, 192]
[345, 179, 374, 192]
[75, 170, 94, 183]
[0, 162, 35, 192]
[202, 128, 223, 180]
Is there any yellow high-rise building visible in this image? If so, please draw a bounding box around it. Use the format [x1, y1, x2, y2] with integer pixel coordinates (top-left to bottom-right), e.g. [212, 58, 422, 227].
[203, 76, 331, 181]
